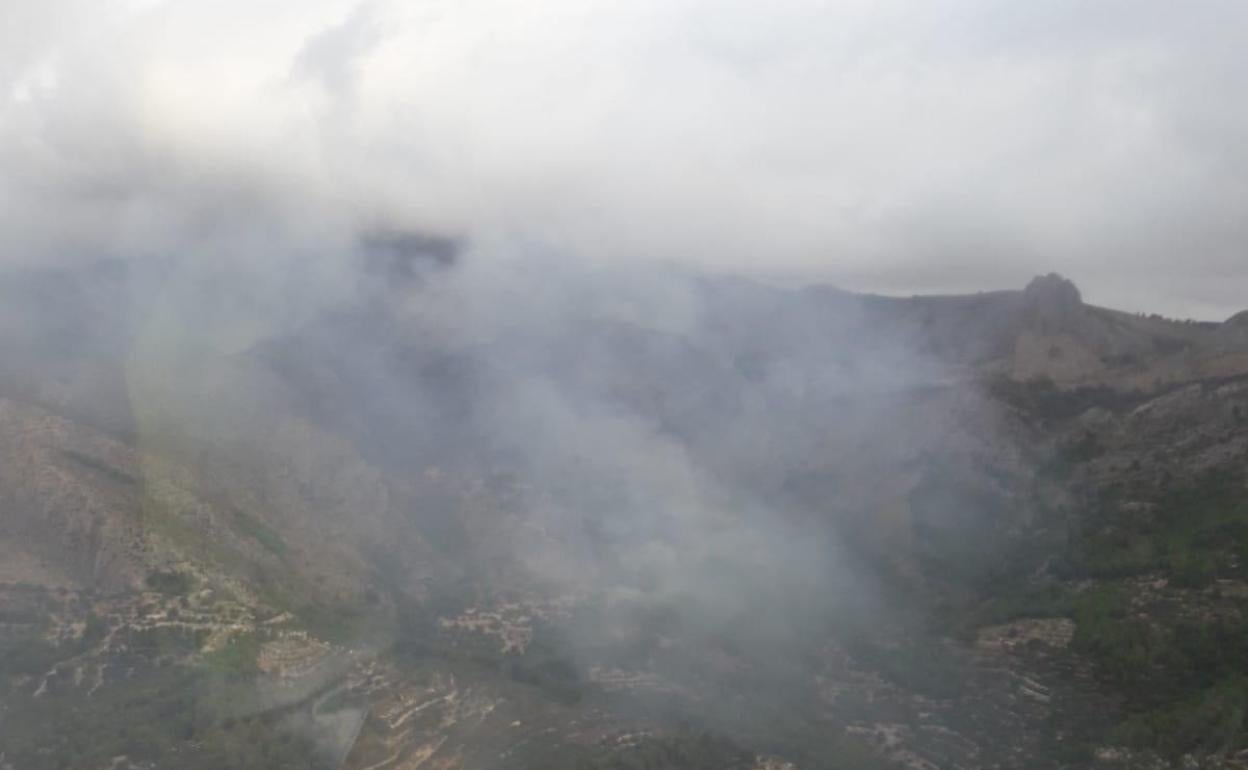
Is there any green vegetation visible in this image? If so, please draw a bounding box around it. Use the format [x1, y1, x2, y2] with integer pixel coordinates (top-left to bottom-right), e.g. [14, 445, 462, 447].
[0, 594, 331, 769]
[529, 729, 891, 770]
[1113, 677, 1248, 759]
[973, 582, 1076, 627]
[961, 466, 1248, 760]
[0, 635, 64, 678]
[0, 666, 333, 770]
[1068, 585, 1159, 684]
[60, 448, 138, 485]
[0, 612, 106, 680]
[146, 568, 193, 595]
[295, 600, 367, 645]
[506, 636, 585, 705]
[839, 629, 963, 699]
[1072, 586, 1247, 705]
[122, 624, 207, 659]
[1073, 469, 1248, 584]
[1092, 611, 1248, 759]
[202, 631, 261, 676]
[538, 731, 758, 770]
[1068, 472, 1248, 758]
[908, 473, 1016, 590]
[391, 588, 590, 704]
[987, 377, 1148, 425]
[232, 507, 288, 557]
[921, 446, 1248, 763]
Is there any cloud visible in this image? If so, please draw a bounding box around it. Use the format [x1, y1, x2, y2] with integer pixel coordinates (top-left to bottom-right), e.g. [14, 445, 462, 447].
[1, 0, 1246, 317]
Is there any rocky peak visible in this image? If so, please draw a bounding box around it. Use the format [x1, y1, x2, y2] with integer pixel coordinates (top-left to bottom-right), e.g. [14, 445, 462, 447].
[1023, 273, 1082, 309]
[1020, 273, 1083, 332]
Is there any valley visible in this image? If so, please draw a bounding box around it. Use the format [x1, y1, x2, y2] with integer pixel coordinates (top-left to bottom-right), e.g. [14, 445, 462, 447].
[2, 266, 1248, 769]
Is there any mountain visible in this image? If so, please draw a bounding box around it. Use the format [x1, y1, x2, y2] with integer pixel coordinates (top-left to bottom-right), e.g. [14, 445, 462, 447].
[2, 262, 1248, 769]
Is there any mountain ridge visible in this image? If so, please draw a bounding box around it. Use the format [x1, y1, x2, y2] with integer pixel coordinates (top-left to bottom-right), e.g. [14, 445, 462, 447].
[3, 262, 1248, 768]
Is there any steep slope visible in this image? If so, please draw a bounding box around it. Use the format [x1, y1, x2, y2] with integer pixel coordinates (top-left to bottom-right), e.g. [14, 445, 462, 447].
[5, 262, 1248, 769]
[946, 375, 1248, 765]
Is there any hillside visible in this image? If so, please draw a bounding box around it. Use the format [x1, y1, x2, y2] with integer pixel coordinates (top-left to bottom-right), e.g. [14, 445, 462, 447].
[2, 263, 1248, 769]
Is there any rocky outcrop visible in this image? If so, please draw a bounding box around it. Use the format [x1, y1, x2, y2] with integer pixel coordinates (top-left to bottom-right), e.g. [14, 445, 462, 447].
[1022, 273, 1084, 328]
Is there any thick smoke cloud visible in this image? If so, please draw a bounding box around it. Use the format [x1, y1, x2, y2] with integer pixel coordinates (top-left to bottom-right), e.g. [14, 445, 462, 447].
[6, 6, 1246, 764]
[3, 0, 1247, 318]
[0, 6, 1099, 756]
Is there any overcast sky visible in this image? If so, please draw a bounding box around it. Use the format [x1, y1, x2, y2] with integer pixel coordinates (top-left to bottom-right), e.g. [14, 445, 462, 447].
[1, 0, 1246, 319]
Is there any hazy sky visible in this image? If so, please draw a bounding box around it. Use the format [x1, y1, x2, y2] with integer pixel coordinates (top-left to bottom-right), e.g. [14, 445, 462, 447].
[2, 0, 1246, 319]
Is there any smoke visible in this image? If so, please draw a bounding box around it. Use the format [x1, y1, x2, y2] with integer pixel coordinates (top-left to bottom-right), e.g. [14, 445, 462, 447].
[0, 218, 954, 650]
[3, 0, 1200, 759]
[0, 0, 1029, 710]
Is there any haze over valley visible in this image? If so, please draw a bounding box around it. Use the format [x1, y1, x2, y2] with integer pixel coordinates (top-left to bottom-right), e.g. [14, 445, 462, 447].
[4, 2, 1248, 768]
